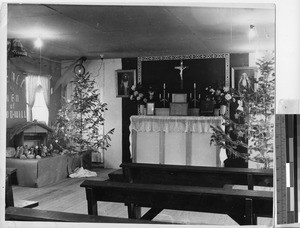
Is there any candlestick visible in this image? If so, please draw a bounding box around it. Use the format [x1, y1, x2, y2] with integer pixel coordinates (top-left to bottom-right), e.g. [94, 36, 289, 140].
[163, 89, 166, 107]
[194, 88, 197, 108]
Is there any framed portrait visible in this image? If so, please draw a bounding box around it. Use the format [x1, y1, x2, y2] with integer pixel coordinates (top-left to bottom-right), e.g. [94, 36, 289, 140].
[231, 67, 257, 93]
[146, 103, 155, 115]
[115, 69, 136, 97]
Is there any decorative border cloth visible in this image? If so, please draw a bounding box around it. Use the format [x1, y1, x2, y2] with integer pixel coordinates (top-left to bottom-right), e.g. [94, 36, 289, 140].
[130, 115, 223, 134]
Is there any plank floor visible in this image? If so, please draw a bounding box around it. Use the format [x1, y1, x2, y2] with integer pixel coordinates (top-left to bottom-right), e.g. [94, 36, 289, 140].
[11, 168, 272, 225]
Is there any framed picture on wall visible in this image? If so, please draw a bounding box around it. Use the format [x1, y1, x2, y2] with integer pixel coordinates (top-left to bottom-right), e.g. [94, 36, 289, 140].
[115, 69, 136, 97]
[231, 67, 257, 94]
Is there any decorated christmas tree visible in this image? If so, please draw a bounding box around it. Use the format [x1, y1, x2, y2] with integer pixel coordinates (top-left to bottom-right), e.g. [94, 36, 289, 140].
[210, 52, 275, 168]
[50, 72, 114, 167]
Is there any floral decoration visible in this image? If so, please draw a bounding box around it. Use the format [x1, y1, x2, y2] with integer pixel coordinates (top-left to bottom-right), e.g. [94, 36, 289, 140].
[204, 85, 236, 107]
[129, 83, 155, 105]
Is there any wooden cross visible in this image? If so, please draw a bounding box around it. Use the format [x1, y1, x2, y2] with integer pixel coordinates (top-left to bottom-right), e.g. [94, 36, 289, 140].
[175, 60, 188, 90]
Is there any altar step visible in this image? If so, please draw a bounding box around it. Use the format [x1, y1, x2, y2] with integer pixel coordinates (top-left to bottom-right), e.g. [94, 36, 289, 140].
[92, 162, 104, 169]
[108, 169, 125, 182]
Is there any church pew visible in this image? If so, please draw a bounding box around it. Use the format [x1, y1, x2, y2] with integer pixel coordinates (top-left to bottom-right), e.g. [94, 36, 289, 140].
[80, 180, 273, 225]
[5, 207, 168, 224]
[120, 162, 273, 189]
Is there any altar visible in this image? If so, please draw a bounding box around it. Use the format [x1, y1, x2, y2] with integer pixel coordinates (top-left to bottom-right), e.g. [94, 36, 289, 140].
[130, 115, 226, 167]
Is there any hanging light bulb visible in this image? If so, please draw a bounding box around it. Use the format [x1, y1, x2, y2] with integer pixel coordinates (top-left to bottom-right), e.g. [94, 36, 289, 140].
[249, 25, 256, 39]
[34, 37, 43, 48]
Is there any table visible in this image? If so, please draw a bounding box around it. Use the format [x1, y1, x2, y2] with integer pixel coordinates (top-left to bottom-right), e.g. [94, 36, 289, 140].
[6, 154, 81, 187]
[130, 115, 226, 167]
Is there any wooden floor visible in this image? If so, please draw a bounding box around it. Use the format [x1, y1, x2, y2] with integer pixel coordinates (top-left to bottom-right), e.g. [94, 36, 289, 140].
[11, 168, 273, 225]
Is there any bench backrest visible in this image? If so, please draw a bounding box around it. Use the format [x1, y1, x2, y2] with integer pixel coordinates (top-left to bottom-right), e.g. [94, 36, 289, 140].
[5, 206, 166, 224]
[120, 162, 273, 189]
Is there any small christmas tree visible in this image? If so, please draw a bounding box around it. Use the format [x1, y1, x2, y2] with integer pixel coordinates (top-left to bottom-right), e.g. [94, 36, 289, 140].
[50, 72, 114, 167]
[210, 52, 275, 168]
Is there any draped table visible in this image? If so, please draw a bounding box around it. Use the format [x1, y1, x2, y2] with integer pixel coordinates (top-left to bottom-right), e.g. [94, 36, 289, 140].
[130, 115, 226, 167]
[6, 154, 81, 187]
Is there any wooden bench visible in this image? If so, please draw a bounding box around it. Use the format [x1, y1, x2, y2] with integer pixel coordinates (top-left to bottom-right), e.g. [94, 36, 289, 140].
[120, 162, 273, 189]
[5, 207, 167, 223]
[80, 180, 273, 225]
[6, 168, 39, 209]
[5, 168, 16, 208]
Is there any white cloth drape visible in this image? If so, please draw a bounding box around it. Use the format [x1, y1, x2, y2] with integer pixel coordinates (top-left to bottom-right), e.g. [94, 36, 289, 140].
[129, 115, 226, 166]
[26, 75, 51, 121]
[26, 75, 39, 121]
[38, 75, 51, 108]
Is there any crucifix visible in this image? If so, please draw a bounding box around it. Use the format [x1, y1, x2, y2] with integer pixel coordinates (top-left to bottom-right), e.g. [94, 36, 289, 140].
[174, 60, 188, 90]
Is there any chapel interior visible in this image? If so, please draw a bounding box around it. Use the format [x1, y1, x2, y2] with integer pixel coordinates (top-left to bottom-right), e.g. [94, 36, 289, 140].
[3, 3, 276, 226]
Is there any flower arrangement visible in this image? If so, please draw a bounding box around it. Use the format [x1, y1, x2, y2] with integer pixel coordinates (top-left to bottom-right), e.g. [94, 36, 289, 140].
[215, 86, 235, 106]
[204, 86, 216, 101]
[129, 83, 155, 104]
[204, 85, 236, 107]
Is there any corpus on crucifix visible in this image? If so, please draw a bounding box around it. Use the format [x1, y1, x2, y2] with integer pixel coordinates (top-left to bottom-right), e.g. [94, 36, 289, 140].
[174, 60, 188, 90]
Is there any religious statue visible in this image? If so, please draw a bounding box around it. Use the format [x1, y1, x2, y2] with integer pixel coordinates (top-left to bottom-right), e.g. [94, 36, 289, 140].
[174, 60, 188, 90]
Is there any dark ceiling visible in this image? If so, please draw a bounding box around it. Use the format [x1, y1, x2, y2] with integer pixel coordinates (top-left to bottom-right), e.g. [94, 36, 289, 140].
[7, 3, 275, 61]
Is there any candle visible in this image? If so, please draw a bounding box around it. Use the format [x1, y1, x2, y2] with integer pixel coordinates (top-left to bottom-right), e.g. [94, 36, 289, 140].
[168, 93, 170, 99]
[199, 94, 201, 99]
[159, 94, 161, 100]
[190, 93, 192, 99]
[163, 83, 166, 89]
[194, 83, 196, 89]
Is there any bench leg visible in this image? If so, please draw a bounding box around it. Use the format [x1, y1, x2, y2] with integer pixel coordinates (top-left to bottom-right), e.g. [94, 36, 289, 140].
[86, 187, 98, 215]
[127, 203, 141, 219]
[141, 208, 163, 220]
[6, 175, 14, 208]
[247, 174, 254, 190]
[245, 198, 254, 225]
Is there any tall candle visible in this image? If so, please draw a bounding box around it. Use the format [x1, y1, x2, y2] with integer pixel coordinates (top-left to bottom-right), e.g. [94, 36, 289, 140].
[159, 94, 161, 100]
[163, 83, 166, 89]
[194, 88, 197, 108]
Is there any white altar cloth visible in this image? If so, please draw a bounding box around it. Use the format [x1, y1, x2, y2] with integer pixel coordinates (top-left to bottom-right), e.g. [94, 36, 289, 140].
[129, 115, 226, 167]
